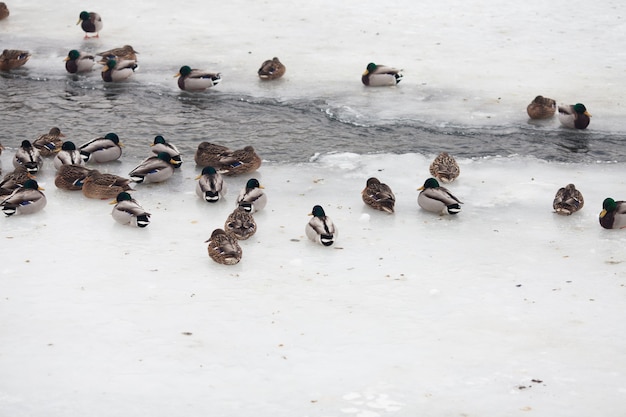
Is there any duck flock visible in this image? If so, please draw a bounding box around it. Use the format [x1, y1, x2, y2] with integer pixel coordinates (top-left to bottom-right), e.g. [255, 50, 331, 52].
[1, 5, 625, 265]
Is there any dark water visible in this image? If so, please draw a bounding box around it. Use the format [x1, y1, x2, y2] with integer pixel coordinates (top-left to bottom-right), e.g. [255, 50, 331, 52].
[2, 74, 625, 164]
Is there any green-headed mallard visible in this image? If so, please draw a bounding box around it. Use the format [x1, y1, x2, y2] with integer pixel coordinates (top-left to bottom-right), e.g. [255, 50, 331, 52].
[151, 135, 182, 168]
[225, 206, 257, 240]
[553, 183, 584, 215]
[97, 45, 138, 65]
[176, 65, 221, 91]
[0, 49, 30, 71]
[128, 152, 177, 184]
[417, 177, 462, 215]
[33, 127, 65, 157]
[362, 177, 395, 213]
[0, 2, 9, 20]
[54, 164, 92, 191]
[599, 198, 626, 229]
[54, 141, 85, 170]
[13, 140, 43, 175]
[79, 133, 123, 163]
[110, 191, 150, 228]
[429, 152, 460, 183]
[82, 169, 133, 199]
[206, 228, 242, 265]
[306, 205, 338, 247]
[236, 178, 266, 213]
[196, 166, 226, 203]
[1, 179, 46, 216]
[0, 165, 32, 196]
[218, 146, 262, 176]
[77, 11, 102, 39]
[64, 49, 95, 74]
[558, 103, 591, 129]
[194, 142, 232, 167]
[527, 95, 556, 119]
[258, 57, 286, 80]
[361, 62, 403, 86]
[101, 59, 137, 82]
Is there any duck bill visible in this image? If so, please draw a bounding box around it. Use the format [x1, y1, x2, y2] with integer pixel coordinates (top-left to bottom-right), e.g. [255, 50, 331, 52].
[600, 209, 607, 218]
[417, 186, 425, 190]
[585, 111, 592, 117]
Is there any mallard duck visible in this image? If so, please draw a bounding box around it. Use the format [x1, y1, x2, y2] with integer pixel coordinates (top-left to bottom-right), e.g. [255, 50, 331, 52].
[101, 59, 137, 82]
[553, 183, 584, 215]
[599, 198, 626, 229]
[175, 65, 221, 91]
[54, 164, 92, 191]
[54, 141, 85, 170]
[0, 165, 32, 196]
[0, 49, 31, 71]
[110, 192, 150, 227]
[258, 57, 286, 80]
[218, 146, 262, 176]
[128, 152, 177, 183]
[33, 127, 65, 157]
[151, 135, 182, 168]
[196, 166, 226, 203]
[97, 45, 138, 65]
[64, 49, 95, 74]
[82, 170, 133, 199]
[236, 178, 267, 213]
[361, 62, 403, 86]
[0, 2, 9, 20]
[558, 103, 591, 129]
[79, 133, 123, 163]
[205, 228, 242, 265]
[362, 177, 395, 213]
[526, 95, 556, 119]
[1, 179, 46, 216]
[306, 205, 338, 247]
[224, 206, 257, 240]
[417, 177, 462, 215]
[429, 152, 460, 183]
[77, 11, 102, 39]
[194, 142, 232, 166]
[13, 140, 43, 175]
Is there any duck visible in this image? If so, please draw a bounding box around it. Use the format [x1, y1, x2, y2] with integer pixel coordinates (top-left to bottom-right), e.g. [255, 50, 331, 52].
[194, 142, 232, 167]
[0, 165, 32, 196]
[306, 205, 338, 247]
[175, 65, 221, 91]
[362, 177, 395, 213]
[128, 152, 177, 184]
[97, 45, 138, 65]
[13, 140, 43, 175]
[1, 179, 46, 216]
[599, 198, 626, 229]
[196, 166, 226, 203]
[54, 141, 85, 170]
[0, 49, 31, 71]
[361, 62, 403, 86]
[33, 127, 66, 157]
[81, 170, 133, 199]
[77, 11, 102, 39]
[101, 59, 137, 82]
[417, 177, 462, 215]
[527, 95, 557, 119]
[64, 49, 95, 74]
[224, 206, 257, 240]
[217, 146, 262, 176]
[429, 152, 460, 183]
[258, 57, 286, 80]
[558, 103, 591, 129]
[0, 2, 9, 20]
[54, 164, 92, 191]
[205, 228, 243, 265]
[79, 133, 123, 163]
[236, 178, 267, 213]
[553, 183, 584, 215]
[110, 192, 151, 228]
[151, 135, 182, 168]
